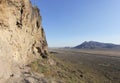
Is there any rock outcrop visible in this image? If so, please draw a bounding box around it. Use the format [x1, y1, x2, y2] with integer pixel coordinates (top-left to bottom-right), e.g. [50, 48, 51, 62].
[0, 0, 48, 82]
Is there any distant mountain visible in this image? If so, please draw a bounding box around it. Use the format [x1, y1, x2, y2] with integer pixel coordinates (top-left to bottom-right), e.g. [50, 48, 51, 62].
[74, 41, 120, 49]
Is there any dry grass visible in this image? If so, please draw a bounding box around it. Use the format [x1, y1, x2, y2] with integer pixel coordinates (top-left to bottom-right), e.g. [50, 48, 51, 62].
[49, 48, 120, 83]
[29, 48, 120, 83]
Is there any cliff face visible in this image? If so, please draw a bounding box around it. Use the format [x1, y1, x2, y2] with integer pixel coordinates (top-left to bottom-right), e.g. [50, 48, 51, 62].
[0, 0, 48, 81]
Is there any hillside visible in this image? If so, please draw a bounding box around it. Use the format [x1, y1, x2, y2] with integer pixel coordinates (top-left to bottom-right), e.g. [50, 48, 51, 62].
[49, 48, 120, 83]
[74, 41, 120, 49]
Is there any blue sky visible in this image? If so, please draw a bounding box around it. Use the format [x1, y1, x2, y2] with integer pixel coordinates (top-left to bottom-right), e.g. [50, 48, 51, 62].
[31, 0, 120, 47]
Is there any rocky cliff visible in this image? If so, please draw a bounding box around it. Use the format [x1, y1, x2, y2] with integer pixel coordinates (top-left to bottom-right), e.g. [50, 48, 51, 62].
[0, 0, 48, 82]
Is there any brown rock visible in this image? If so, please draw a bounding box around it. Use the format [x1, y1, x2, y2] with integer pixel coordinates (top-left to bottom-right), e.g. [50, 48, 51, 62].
[0, 0, 48, 81]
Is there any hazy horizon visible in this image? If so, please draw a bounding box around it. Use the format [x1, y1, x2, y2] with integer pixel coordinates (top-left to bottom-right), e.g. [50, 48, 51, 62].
[31, 0, 120, 47]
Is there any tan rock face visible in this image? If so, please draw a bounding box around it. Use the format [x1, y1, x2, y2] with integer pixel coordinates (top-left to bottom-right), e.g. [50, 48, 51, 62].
[0, 0, 48, 79]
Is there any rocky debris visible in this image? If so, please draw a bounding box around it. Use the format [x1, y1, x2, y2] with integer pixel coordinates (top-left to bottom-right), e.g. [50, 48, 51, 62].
[0, 0, 48, 82]
[5, 66, 49, 83]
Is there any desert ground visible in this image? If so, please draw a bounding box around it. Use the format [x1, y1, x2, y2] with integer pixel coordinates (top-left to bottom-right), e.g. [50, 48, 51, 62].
[48, 48, 120, 83]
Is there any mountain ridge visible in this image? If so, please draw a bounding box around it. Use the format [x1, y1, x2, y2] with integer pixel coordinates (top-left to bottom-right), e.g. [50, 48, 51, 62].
[74, 41, 120, 49]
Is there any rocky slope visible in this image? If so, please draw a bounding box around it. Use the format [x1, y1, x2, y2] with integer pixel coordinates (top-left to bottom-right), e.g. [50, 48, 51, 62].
[0, 0, 48, 82]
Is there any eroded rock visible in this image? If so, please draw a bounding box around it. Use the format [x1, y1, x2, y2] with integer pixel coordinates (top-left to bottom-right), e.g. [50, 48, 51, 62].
[0, 0, 48, 82]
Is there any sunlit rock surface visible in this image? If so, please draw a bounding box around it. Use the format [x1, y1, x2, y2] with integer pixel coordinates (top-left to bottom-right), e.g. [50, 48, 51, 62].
[0, 0, 48, 82]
